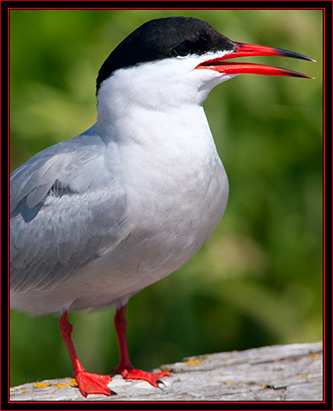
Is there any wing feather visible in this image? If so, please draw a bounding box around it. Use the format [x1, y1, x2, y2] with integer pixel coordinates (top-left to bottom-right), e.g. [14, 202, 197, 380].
[10, 127, 130, 293]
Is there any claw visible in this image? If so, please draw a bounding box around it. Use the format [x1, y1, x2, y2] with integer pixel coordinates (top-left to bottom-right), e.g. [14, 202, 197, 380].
[156, 379, 166, 390]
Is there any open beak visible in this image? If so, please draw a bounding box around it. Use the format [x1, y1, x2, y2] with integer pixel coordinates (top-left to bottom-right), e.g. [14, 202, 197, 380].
[196, 42, 315, 78]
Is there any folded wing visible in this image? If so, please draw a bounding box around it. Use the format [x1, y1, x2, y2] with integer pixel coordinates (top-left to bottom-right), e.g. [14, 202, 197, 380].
[10, 131, 130, 293]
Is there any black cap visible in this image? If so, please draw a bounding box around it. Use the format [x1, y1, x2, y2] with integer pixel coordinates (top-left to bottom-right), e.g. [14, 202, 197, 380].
[96, 17, 236, 93]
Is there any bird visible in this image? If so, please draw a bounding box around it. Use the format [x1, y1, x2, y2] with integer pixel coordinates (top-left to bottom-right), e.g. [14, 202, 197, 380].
[10, 16, 314, 397]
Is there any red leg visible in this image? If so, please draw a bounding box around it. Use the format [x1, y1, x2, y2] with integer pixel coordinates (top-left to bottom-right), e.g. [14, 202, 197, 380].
[59, 312, 114, 397]
[113, 305, 170, 387]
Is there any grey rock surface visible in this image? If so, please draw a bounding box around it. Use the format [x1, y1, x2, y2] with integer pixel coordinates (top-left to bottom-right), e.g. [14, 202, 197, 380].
[10, 342, 323, 402]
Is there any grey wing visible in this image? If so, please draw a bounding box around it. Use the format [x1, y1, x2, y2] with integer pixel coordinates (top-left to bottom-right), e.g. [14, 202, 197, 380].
[10, 134, 130, 293]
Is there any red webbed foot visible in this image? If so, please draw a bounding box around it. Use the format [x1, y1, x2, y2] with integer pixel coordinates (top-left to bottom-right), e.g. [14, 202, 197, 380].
[120, 368, 170, 387]
[74, 370, 115, 397]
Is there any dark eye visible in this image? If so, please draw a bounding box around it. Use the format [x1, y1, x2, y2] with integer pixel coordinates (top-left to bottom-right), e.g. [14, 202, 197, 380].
[173, 43, 191, 57]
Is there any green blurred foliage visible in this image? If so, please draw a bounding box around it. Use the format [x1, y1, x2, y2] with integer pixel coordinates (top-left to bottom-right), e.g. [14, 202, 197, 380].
[10, 9, 323, 387]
